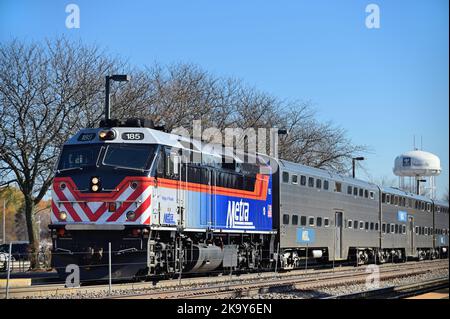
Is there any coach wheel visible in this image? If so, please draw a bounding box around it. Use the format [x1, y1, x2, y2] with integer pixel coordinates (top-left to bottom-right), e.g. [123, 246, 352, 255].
[358, 251, 368, 265]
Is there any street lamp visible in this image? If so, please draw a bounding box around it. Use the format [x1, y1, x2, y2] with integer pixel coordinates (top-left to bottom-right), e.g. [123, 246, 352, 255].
[352, 157, 365, 179]
[105, 74, 131, 121]
[270, 128, 287, 159]
[416, 179, 426, 195]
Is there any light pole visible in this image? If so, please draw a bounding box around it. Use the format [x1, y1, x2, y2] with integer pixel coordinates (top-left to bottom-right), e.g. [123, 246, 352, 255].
[105, 74, 131, 121]
[352, 157, 365, 179]
[2, 199, 5, 244]
[416, 179, 426, 195]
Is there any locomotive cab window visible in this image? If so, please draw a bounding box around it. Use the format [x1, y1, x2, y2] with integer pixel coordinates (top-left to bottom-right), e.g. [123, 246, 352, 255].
[102, 144, 157, 171]
[57, 144, 102, 171]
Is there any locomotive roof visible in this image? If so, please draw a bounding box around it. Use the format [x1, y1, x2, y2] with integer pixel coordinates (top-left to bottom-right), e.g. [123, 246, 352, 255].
[66, 127, 264, 165]
[278, 159, 379, 191]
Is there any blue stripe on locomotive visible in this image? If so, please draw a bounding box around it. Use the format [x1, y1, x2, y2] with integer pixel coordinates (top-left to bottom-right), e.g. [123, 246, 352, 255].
[185, 175, 273, 232]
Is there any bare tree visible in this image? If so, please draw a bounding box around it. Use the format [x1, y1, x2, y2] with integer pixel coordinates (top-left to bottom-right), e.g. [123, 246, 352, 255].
[0, 38, 127, 267]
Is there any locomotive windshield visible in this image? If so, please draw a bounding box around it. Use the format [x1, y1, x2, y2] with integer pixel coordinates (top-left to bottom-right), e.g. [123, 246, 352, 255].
[102, 144, 157, 171]
[57, 144, 102, 171]
[57, 143, 157, 172]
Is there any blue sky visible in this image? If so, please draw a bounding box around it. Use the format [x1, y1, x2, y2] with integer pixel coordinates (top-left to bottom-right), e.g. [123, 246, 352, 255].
[1, 0, 448, 198]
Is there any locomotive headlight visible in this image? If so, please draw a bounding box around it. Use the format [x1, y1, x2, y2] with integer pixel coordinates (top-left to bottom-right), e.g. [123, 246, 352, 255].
[99, 129, 116, 140]
[91, 176, 101, 192]
[126, 211, 136, 221]
[59, 212, 67, 221]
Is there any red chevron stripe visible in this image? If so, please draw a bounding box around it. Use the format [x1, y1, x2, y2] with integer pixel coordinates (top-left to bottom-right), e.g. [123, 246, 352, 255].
[106, 186, 148, 222]
[126, 194, 151, 222]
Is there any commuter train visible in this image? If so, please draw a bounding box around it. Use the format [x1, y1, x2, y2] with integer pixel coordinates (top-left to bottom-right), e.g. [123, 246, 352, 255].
[49, 119, 449, 281]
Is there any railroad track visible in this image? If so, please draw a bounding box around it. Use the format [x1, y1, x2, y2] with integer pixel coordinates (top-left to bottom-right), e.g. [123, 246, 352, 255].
[2, 259, 447, 299]
[109, 260, 448, 299]
[323, 277, 449, 299]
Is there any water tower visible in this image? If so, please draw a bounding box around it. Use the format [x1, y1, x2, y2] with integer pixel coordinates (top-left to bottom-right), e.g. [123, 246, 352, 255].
[393, 150, 441, 199]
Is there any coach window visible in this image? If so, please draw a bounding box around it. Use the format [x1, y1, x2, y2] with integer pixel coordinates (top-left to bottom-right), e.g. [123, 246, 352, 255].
[308, 217, 315, 227]
[375, 223, 379, 231]
[308, 177, 314, 188]
[427, 203, 431, 212]
[353, 187, 358, 196]
[324, 180, 329, 190]
[424, 228, 428, 236]
[282, 172, 289, 183]
[300, 216, 307, 226]
[300, 175, 306, 186]
[365, 190, 369, 198]
[394, 196, 399, 206]
[335, 182, 342, 193]
[316, 179, 322, 189]
[402, 197, 406, 207]
[382, 223, 386, 233]
[292, 174, 298, 185]
[395, 224, 399, 234]
[365, 222, 369, 230]
[354, 220, 359, 230]
[370, 222, 374, 231]
[414, 201, 418, 209]
[348, 220, 353, 228]
[359, 221, 364, 230]
[437, 206, 441, 213]
[317, 217, 322, 227]
[370, 191, 374, 199]
[324, 218, 330, 227]
[382, 193, 386, 203]
[292, 215, 298, 225]
[282, 214, 289, 225]
[421, 226, 424, 235]
[359, 189, 364, 197]
[421, 202, 425, 211]
[386, 194, 391, 204]
[347, 186, 353, 195]
[391, 224, 395, 233]
[408, 199, 413, 208]
[414, 226, 418, 234]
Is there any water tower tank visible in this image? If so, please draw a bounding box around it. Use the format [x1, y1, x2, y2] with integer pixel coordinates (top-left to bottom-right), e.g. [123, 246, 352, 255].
[393, 150, 441, 177]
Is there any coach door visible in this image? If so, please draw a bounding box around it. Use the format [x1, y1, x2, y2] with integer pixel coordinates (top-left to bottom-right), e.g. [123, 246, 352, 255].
[334, 212, 343, 260]
[408, 216, 415, 256]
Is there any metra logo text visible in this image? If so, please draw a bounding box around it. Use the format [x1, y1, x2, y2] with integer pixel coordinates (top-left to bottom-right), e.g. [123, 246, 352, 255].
[226, 200, 255, 229]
